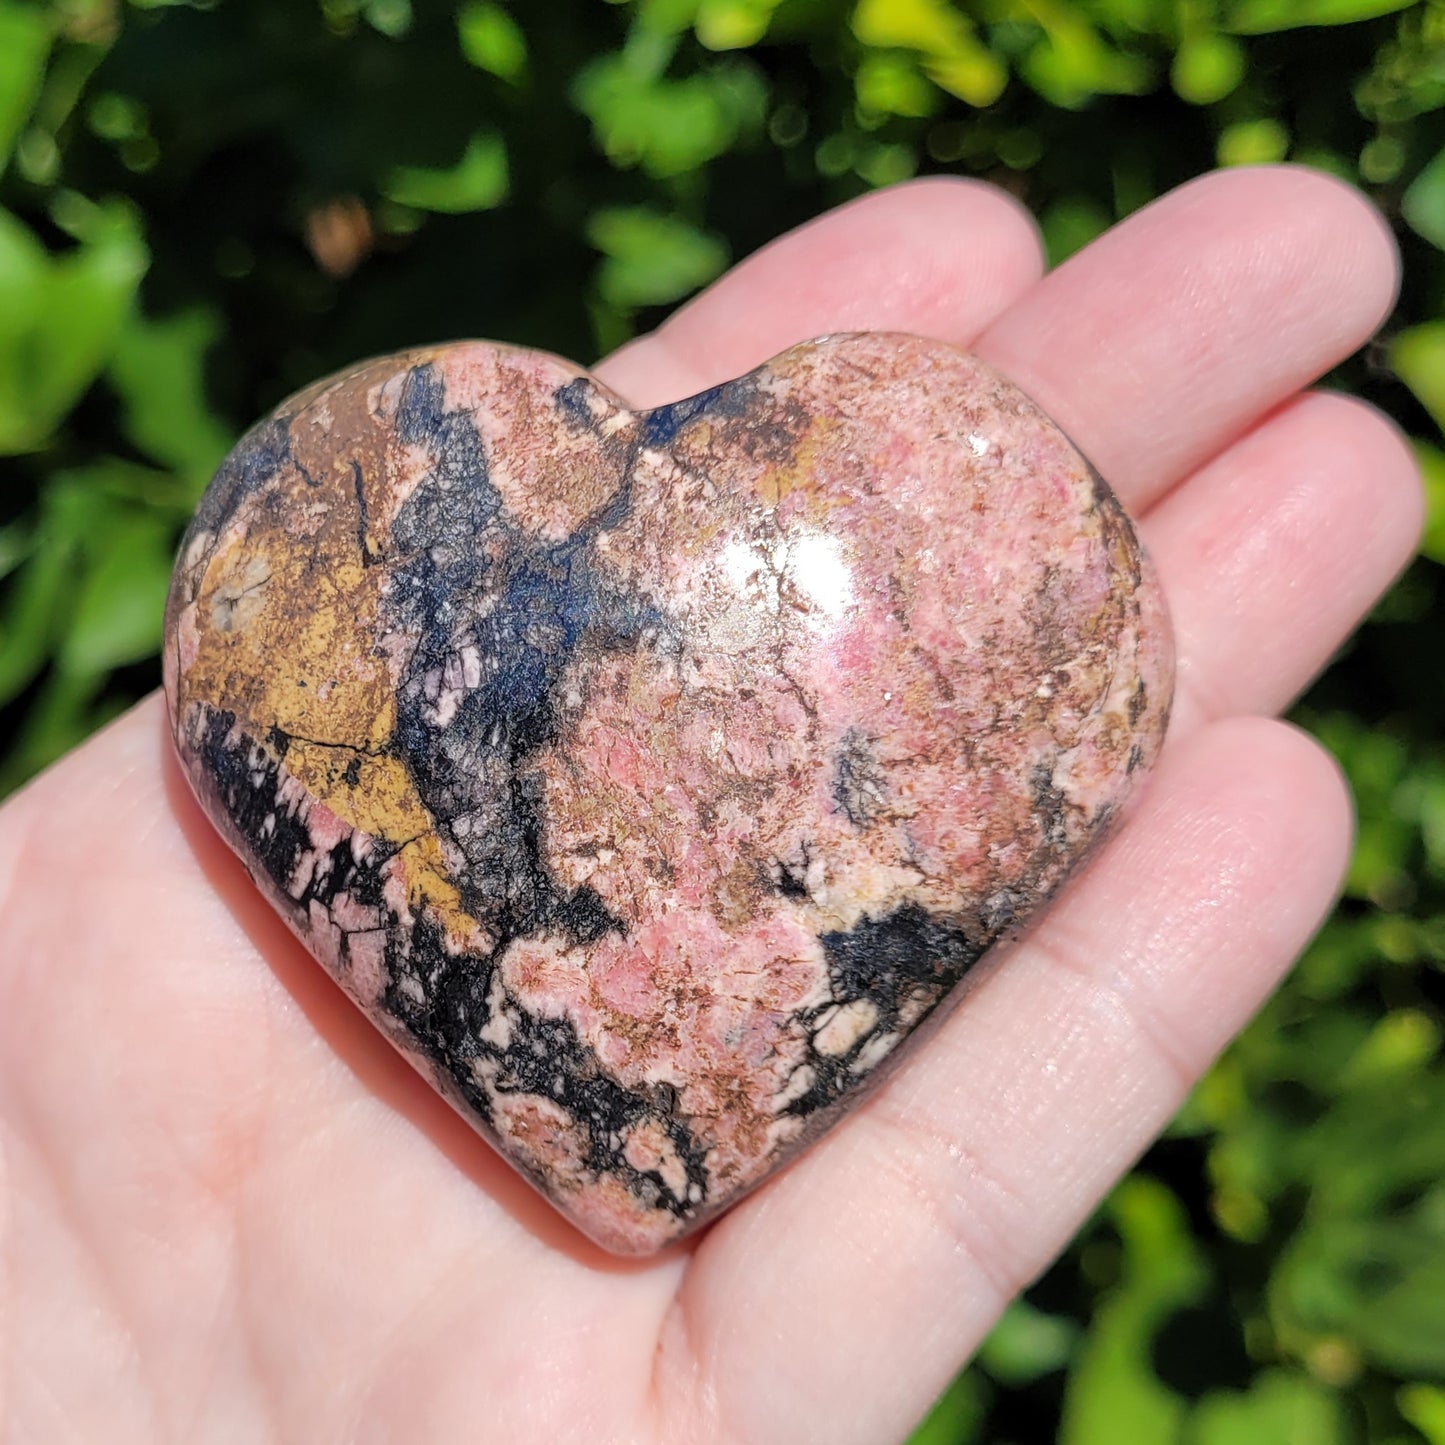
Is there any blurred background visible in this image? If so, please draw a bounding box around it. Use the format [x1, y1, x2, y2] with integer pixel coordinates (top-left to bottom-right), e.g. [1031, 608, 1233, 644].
[0, 0, 1441, 1439]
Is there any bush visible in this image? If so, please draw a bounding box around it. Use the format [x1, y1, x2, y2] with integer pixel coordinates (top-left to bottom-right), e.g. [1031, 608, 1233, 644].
[0, 1, 1441, 1440]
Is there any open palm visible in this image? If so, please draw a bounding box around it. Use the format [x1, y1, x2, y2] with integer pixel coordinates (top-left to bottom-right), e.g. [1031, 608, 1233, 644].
[0, 167, 1421, 1444]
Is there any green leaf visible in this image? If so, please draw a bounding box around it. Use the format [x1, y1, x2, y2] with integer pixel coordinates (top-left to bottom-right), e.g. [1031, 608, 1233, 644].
[573, 51, 767, 178]
[59, 509, 174, 678]
[0, 523, 70, 707]
[907, 1371, 988, 1445]
[364, 0, 411, 38]
[0, 203, 49, 354]
[0, 521, 28, 586]
[0, 458, 180, 711]
[923, 49, 1008, 108]
[1217, 118, 1290, 166]
[32, 203, 148, 430]
[854, 138, 917, 186]
[0, 0, 51, 175]
[1295, 1076, 1445, 1220]
[1413, 440, 1445, 564]
[107, 307, 231, 491]
[0, 474, 95, 705]
[1042, 196, 1111, 265]
[1339, 1009, 1441, 1089]
[1187, 1371, 1348, 1445]
[636, 0, 700, 35]
[1400, 1383, 1445, 1445]
[852, 0, 1005, 107]
[587, 206, 727, 308]
[385, 132, 509, 213]
[1226, 0, 1418, 34]
[855, 52, 938, 119]
[1405, 146, 1445, 252]
[457, 2, 527, 82]
[1392, 322, 1445, 436]
[0, 201, 147, 455]
[1274, 1214, 1445, 1375]
[1172, 34, 1246, 105]
[1021, 16, 1153, 109]
[852, 0, 966, 54]
[979, 1299, 1080, 1385]
[695, 0, 784, 50]
[1060, 1178, 1209, 1445]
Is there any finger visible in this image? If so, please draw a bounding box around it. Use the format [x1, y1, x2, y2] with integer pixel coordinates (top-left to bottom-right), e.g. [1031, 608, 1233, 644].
[656, 718, 1351, 1445]
[1144, 391, 1424, 735]
[974, 165, 1399, 513]
[595, 176, 1044, 407]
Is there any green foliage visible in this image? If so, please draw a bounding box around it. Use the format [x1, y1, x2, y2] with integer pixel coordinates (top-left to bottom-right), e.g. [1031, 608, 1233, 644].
[0, 199, 146, 453]
[0, 2, 51, 171]
[1403, 1383, 1445, 1443]
[457, 0, 527, 79]
[1059, 1179, 1209, 1444]
[1403, 143, 1445, 246]
[385, 130, 510, 212]
[0, 1, 1441, 1440]
[587, 203, 729, 307]
[1188, 1371, 1351, 1445]
[1227, 0, 1421, 32]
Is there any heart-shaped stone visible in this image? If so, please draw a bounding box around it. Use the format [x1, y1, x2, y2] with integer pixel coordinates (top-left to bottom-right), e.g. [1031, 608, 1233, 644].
[164, 333, 1173, 1254]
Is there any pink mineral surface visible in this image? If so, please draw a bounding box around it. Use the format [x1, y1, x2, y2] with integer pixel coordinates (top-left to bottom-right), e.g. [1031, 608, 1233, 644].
[163, 332, 1174, 1254]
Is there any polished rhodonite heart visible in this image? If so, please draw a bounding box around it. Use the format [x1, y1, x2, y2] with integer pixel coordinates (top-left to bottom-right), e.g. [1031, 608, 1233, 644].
[164, 333, 1173, 1254]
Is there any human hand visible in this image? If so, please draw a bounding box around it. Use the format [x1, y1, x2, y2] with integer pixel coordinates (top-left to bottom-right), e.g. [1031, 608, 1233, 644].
[0, 167, 1420, 1444]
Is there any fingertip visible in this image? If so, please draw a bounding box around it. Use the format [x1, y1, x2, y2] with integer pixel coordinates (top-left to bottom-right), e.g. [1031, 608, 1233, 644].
[976, 163, 1405, 507]
[1146, 386, 1426, 730]
[1306, 389, 1426, 574]
[1256, 162, 1399, 272]
[728, 172, 1048, 302]
[862, 173, 1047, 291]
[1190, 163, 1400, 334]
[1203, 713, 1356, 912]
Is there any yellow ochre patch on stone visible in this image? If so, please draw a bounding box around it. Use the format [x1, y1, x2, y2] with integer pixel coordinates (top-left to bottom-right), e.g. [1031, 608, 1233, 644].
[281, 745, 430, 843]
[187, 518, 389, 742]
[179, 444, 488, 940]
[398, 832, 492, 946]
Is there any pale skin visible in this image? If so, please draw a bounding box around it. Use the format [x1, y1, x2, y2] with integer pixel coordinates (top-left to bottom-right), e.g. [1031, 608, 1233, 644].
[0, 166, 1424, 1444]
